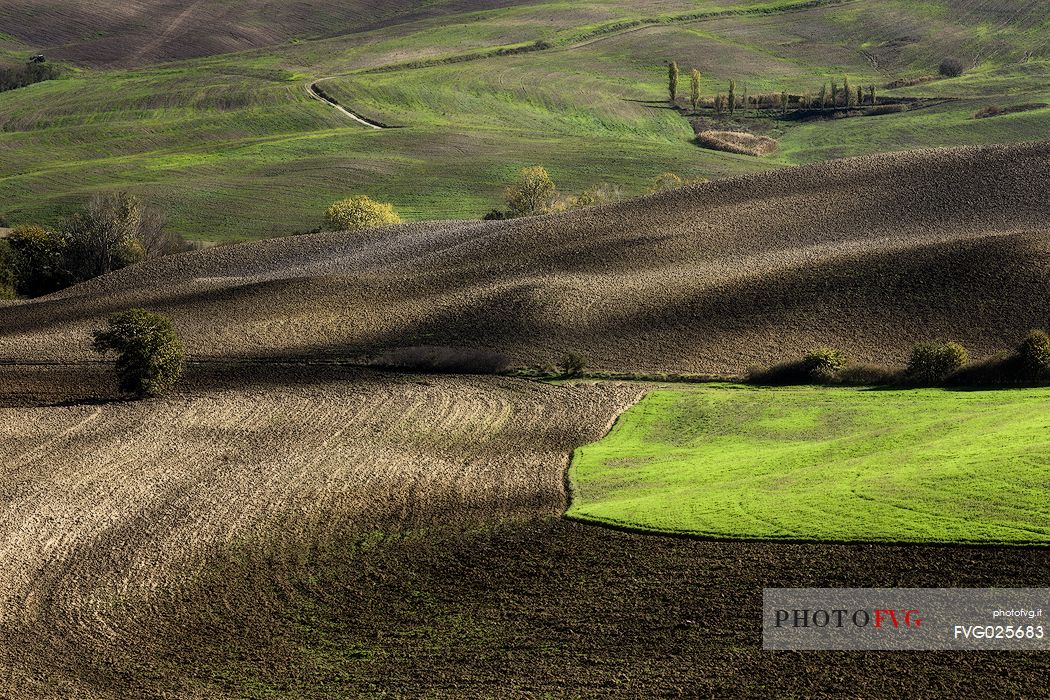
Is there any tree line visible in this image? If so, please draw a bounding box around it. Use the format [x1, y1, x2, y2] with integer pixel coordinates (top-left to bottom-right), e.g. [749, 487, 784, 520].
[0, 193, 193, 299]
[667, 60, 880, 115]
[0, 60, 58, 93]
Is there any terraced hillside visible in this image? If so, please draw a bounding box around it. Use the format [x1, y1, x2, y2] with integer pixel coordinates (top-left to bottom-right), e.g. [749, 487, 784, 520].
[1, 0, 1048, 237]
[2, 142, 1048, 373]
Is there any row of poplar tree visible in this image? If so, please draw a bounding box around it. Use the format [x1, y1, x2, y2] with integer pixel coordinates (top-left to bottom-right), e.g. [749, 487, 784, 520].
[666, 61, 879, 114]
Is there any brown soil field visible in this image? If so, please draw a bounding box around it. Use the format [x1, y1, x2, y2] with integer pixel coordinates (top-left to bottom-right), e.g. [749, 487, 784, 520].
[3, 142, 1049, 375]
[697, 129, 779, 156]
[0, 364, 641, 698]
[0, 0, 536, 66]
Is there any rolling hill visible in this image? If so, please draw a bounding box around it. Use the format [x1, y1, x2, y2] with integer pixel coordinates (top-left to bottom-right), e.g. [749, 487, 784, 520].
[1, 0, 1049, 238]
[0, 0, 539, 66]
[2, 141, 1048, 373]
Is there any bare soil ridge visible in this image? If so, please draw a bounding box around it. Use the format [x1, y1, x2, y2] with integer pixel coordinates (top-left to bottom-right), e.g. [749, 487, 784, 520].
[3, 142, 1048, 374]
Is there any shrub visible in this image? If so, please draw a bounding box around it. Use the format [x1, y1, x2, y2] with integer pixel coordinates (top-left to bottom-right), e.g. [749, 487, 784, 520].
[650, 172, 684, 193]
[482, 209, 510, 221]
[803, 347, 847, 382]
[906, 341, 968, 384]
[0, 61, 58, 93]
[559, 352, 587, 378]
[939, 58, 965, 78]
[92, 309, 185, 398]
[324, 195, 401, 232]
[372, 346, 511, 374]
[0, 240, 15, 299]
[6, 224, 69, 297]
[866, 103, 908, 116]
[570, 182, 624, 209]
[1017, 330, 1050, 378]
[749, 347, 847, 385]
[835, 364, 900, 386]
[505, 166, 558, 217]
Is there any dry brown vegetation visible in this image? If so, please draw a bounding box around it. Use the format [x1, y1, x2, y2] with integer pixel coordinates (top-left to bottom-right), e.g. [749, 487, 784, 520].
[3, 142, 1049, 375]
[696, 129, 779, 156]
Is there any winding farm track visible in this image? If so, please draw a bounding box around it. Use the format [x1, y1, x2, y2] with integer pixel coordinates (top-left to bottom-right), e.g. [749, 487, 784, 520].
[0, 365, 642, 698]
[305, 80, 386, 129]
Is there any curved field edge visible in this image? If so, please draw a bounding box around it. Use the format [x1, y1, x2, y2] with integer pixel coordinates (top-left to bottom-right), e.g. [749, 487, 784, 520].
[566, 384, 1050, 546]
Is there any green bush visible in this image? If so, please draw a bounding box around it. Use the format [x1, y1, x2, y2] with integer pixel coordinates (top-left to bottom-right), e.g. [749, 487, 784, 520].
[92, 309, 185, 398]
[324, 196, 402, 232]
[559, 352, 587, 378]
[505, 166, 558, 217]
[6, 224, 69, 297]
[803, 347, 847, 382]
[1017, 330, 1050, 378]
[0, 240, 15, 299]
[907, 341, 968, 384]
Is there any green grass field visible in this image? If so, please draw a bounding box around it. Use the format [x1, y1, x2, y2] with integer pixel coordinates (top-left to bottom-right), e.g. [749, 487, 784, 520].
[569, 385, 1050, 544]
[1, 0, 1049, 239]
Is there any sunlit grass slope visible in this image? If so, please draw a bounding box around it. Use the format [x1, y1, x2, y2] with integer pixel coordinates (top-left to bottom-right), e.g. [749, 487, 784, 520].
[0, 0, 1048, 239]
[569, 385, 1050, 544]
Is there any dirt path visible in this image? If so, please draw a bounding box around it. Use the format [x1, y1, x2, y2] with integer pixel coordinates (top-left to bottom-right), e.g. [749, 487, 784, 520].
[305, 80, 387, 129]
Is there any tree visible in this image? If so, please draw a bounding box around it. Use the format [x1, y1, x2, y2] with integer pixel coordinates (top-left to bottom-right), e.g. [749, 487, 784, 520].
[728, 80, 736, 115]
[668, 61, 680, 103]
[62, 192, 145, 283]
[869, 85, 877, 106]
[843, 76, 852, 107]
[818, 83, 828, 109]
[92, 309, 185, 398]
[939, 58, 965, 78]
[5, 224, 68, 297]
[323, 195, 402, 231]
[559, 352, 587, 378]
[741, 85, 749, 115]
[857, 85, 864, 106]
[830, 80, 838, 107]
[690, 68, 701, 112]
[780, 91, 789, 114]
[505, 166, 559, 217]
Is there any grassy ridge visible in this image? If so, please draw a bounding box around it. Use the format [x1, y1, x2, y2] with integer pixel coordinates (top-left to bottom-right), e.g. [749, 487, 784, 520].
[1, 0, 1048, 239]
[569, 385, 1050, 544]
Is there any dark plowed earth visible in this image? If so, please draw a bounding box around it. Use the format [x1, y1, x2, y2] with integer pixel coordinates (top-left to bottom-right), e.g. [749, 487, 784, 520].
[2, 142, 1049, 374]
[20, 519, 1049, 698]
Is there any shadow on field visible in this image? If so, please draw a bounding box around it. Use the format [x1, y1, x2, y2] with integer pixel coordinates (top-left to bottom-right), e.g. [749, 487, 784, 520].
[11, 518, 1047, 698]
